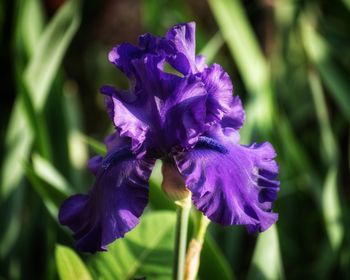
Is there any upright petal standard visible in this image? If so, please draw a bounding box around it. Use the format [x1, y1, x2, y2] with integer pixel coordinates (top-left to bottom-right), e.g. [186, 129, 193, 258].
[59, 22, 280, 253]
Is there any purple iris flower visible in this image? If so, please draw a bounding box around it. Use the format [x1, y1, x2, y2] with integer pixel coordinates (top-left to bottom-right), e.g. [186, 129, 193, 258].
[59, 22, 279, 253]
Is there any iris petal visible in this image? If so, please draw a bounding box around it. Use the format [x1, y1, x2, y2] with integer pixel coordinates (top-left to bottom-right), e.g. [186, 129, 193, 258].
[166, 22, 196, 71]
[174, 132, 279, 232]
[101, 59, 208, 152]
[220, 96, 245, 131]
[201, 64, 234, 124]
[103, 22, 245, 152]
[101, 85, 152, 154]
[165, 22, 208, 74]
[87, 155, 103, 175]
[162, 75, 207, 149]
[108, 43, 143, 78]
[59, 145, 155, 253]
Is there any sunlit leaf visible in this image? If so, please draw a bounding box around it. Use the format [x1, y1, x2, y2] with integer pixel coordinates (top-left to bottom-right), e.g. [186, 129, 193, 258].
[248, 225, 284, 280]
[32, 154, 73, 195]
[55, 244, 92, 280]
[63, 87, 89, 174]
[199, 32, 224, 64]
[17, 0, 44, 56]
[200, 234, 235, 280]
[301, 17, 350, 121]
[322, 168, 344, 251]
[23, 161, 68, 220]
[208, 0, 275, 133]
[0, 187, 24, 258]
[208, 0, 268, 92]
[24, 0, 81, 111]
[79, 133, 107, 156]
[0, 100, 33, 198]
[1, 0, 81, 199]
[308, 69, 338, 164]
[88, 211, 176, 279]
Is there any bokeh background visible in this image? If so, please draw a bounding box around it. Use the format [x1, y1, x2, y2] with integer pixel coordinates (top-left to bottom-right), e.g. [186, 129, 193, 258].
[1, 0, 350, 279]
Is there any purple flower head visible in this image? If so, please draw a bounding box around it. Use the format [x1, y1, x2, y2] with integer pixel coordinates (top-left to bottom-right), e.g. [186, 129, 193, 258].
[59, 22, 280, 253]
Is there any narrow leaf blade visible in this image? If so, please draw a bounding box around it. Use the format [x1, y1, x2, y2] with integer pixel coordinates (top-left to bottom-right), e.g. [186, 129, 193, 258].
[248, 225, 284, 280]
[55, 244, 92, 280]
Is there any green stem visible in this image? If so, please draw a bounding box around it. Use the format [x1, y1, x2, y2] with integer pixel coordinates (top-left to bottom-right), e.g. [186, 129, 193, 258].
[173, 197, 191, 280]
[194, 213, 210, 242]
[184, 212, 210, 280]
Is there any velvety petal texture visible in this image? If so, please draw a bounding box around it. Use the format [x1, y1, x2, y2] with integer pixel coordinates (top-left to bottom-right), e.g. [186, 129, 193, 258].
[59, 143, 155, 252]
[174, 130, 279, 232]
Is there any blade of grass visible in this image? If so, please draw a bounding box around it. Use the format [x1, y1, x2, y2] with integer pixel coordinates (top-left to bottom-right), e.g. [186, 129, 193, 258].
[23, 164, 61, 220]
[16, 0, 44, 56]
[0, 100, 33, 199]
[0, 0, 44, 260]
[308, 68, 338, 164]
[301, 16, 350, 121]
[208, 0, 275, 133]
[56, 245, 92, 280]
[342, 0, 350, 11]
[1, 0, 81, 199]
[208, 0, 269, 94]
[1, 0, 44, 200]
[248, 225, 284, 280]
[322, 167, 344, 251]
[32, 154, 73, 195]
[78, 133, 107, 156]
[306, 44, 344, 253]
[199, 234, 235, 280]
[0, 187, 24, 258]
[62, 83, 89, 190]
[18, 76, 52, 159]
[23, 160, 69, 220]
[24, 0, 81, 111]
[199, 32, 224, 64]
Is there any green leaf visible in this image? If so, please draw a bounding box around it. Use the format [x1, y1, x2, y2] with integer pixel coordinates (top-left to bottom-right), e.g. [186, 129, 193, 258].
[199, 32, 224, 64]
[0, 0, 44, 259]
[322, 168, 344, 251]
[301, 17, 350, 121]
[0, 100, 33, 199]
[24, 0, 81, 111]
[343, 0, 350, 11]
[16, 0, 45, 57]
[208, 0, 268, 93]
[32, 154, 73, 195]
[0, 187, 24, 258]
[55, 244, 92, 280]
[248, 225, 284, 280]
[200, 234, 235, 280]
[308, 69, 338, 164]
[208, 0, 275, 132]
[23, 160, 68, 220]
[62, 87, 89, 188]
[78, 133, 107, 156]
[23, 154, 72, 221]
[1, 0, 81, 199]
[88, 211, 176, 279]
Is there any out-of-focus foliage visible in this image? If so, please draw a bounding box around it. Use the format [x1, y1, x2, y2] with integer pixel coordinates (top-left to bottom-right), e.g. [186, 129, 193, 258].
[0, 0, 349, 279]
[55, 245, 92, 280]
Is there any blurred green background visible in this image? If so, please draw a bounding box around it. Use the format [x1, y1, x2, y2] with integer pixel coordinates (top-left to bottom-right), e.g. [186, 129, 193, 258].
[1, 0, 349, 279]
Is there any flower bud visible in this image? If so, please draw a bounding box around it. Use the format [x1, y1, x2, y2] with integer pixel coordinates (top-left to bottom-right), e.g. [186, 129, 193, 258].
[161, 160, 191, 207]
